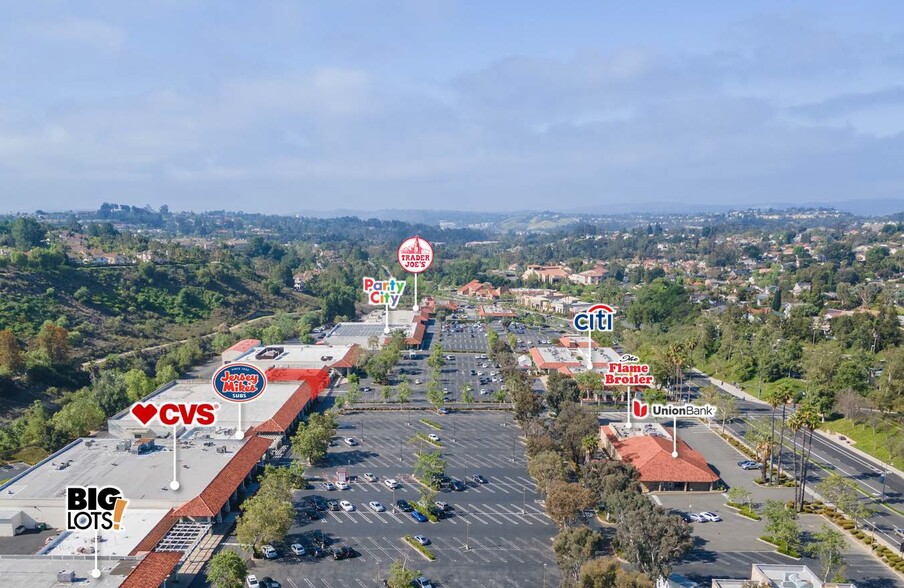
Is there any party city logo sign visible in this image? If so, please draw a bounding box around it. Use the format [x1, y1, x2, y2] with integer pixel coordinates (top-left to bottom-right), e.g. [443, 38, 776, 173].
[631, 398, 717, 420]
[363, 277, 406, 309]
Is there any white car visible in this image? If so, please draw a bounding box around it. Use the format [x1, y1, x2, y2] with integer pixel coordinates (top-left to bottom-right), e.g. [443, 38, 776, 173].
[479, 389, 488, 395]
[369, 501, 386, 512]
[415, 379, 421, 384]
[343, 437, 358, 447]
[428, 433, 440, 442]
[291, 543, 306, 556]
[340, 500, 354, 512]
[384, 478, 400, 489]
[699, 511, 722, 522]
[363, 472, 378, 482]
[262, 544, 278, 559]
[246, 575, 260, 588]
[413, 535, 430, 546]
[335, 480, 349, 490]
[322, 482, 336, 491]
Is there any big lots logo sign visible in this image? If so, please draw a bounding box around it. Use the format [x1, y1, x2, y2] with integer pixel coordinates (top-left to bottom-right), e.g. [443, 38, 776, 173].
[130, 402, 219, 426]
[572, 304, 615, 332]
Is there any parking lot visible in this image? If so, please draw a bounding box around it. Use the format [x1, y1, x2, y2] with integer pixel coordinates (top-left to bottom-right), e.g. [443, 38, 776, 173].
[438, 321, 489, 353]
[246, 411, 559, 587]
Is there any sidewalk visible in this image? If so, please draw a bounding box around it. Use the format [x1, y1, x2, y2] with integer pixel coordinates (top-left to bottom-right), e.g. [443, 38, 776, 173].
[689, 369, 769, 406]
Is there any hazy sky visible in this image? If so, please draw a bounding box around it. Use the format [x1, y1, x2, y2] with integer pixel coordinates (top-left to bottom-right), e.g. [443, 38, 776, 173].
[2, 1, 904, 213]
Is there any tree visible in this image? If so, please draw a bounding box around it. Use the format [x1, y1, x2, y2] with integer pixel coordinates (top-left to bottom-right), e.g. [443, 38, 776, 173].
[51, 390, 105, 439]
[789, 403, 820, 510]
[418, 484, 438, 514]
[815, 473, 875, 523]
[553, 527, 602, 583]
[513, 386, 542, 422]
[579, 558, 654, 588]
[156, 364, 179, 385]
[10, 217, 45, 248]
[808, 525, 846, 583]
[555, 402, 599, 464]
[34, 321, 69, 364]
[580, 461, 641, 515]
[574, 371, 604, 403]
[345, 382, 361, 406]
[397, 381, 411, 404]
[546, 480, 595, 528]
[387, 559, 420, 588]
[460, 384, 474, 404]
[581, 435, 598, 464]
[546, 372, 580, 412]
[0, 330, 24, 375]
[19, 400, 49, 447]
[426, 380, 445, 410]
[381, 385, 394, 403]
[771, 289, 782, 312]
[527, 450, 567, 495]
[236, 490, 294, 550]
[291, 419, 331, 466]
[123, 368, 155, 402]
[615, 504, 692, 579]
[427, 344, 445, 370]
[93, 371, 131, 415]
[764, 383, 793, 485]
[727, 486, 753, 509]
[413, 451, 446, 485]
[206, 550, 247, 588]
[763, 499, 800, 553]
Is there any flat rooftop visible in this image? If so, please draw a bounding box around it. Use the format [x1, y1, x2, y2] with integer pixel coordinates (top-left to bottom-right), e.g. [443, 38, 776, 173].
[609, 421, 672, 441]
[232, 343, 356, 370]
[530, 346, 620, 368]
[0, 556, 127, 587]
[42, 509, 169, 558]
[0, 437, 247, 504]
[108, 379, 305, 436]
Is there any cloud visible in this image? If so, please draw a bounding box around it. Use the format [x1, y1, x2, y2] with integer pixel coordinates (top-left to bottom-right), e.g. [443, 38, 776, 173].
[28, 17, 126, 51]
[790, 86, 904, 119]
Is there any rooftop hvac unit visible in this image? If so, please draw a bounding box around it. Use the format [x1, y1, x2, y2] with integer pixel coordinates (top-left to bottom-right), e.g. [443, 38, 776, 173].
[57, 570, 75, 583]
[116, 440, 130, 451]
[216, 446, 228, 454]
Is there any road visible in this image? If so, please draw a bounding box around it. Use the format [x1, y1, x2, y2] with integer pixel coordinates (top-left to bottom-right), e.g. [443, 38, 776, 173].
[686, 371, 904, 552]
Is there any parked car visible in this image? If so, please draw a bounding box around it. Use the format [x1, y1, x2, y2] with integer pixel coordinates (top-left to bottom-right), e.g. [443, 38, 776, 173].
[369, 501, 386, 512]
[414, 577, 434, 588]
[343, 437, 358, 447]
[449, 478, 466, 492]
[322, 482, 336, 491]
[363, 472, 378, 482]
[335, 480, 349, 490]
[413, 535, 430, 546]
[340, 500, 354, 512]
[291, 543, 306, 556]
[246, 575, 260, 588]
[411, 510, 428, 522]
[327, 500, 340, 511]
[698, 512, 722, 522]
[302, 509, 320, 520]
[738, 460, 759, 470]
[261, 545, 278, 559]
[685, 513, 705, 523]
[260, 577, 281, 588]
[396, 499, 413, 512]
[428, 433, 441, 442]
[311, 547, 327, 558]
[309, 496, 327, 510]
[384, 478, 400, 489]
[332, 546, 357, 560]
[435, 501, 451, 511]
[437, 407, 450, 414]
[471, 474, 488, 484]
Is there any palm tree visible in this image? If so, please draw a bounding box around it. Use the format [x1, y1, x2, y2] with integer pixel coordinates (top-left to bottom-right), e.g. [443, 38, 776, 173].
[790, 403, 820, 511]
[763, 388, 782, 485]
[771, 383, 795, 486]
[581, 435, 598, 464]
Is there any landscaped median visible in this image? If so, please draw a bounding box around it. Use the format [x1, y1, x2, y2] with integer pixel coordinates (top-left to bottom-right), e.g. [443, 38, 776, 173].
[412, 501, 440, 522]
[403, 536, 436, 560]
[411, 432, 443, 448]
[725, 501, 761, 521]
[758, 535, 801, 559]
[419, 418, 443, 430]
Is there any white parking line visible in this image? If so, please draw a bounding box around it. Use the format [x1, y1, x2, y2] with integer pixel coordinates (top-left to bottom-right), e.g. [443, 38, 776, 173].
[320, 580, 334, 588]
[303, 580, 315, 588]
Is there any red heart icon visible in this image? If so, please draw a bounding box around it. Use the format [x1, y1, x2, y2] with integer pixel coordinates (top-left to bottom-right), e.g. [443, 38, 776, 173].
[131, 403, 158, 425]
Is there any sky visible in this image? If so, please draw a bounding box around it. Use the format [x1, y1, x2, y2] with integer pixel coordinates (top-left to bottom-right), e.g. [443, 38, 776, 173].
[1, 1, 904, 214]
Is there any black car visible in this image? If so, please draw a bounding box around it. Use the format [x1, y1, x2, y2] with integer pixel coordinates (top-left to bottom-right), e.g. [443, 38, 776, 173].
[311, 547, 327, 558]
[302, 509, 320, 520]
[308, 496, 327, 511]
[396, 499, 413, 512]
[331, 546, 358, 560]
[260, 578, 282, 588]
[449, 478, 466, 492]
[327, 500, 340, 511]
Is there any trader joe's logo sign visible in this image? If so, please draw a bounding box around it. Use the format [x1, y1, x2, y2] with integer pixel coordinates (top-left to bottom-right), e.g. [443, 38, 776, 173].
[212, 363, 267, 403]
[397, 236, 434, 273]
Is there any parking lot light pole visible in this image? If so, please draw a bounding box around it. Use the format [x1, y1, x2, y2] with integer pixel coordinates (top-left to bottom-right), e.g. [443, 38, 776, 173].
[399, 440, 403, 462]
[522, 488, 526, 514]
[465, 519, 470, 550]
[543, 563, 547, 588]
[361, 420, 364, 443]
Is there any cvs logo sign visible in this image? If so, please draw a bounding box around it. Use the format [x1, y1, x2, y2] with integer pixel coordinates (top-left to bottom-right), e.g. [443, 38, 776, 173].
[572, 304, 615, 332]
[130, 402, 219, 426]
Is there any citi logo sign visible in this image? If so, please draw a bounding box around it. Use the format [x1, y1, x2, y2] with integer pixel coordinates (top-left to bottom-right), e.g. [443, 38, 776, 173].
[130, 402, 220, 426]
[572, 304, 615, 332]
[631, 399, 717, 420]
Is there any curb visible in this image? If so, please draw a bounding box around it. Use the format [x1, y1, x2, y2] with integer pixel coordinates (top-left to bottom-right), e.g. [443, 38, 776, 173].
[813, 428, 904, 480]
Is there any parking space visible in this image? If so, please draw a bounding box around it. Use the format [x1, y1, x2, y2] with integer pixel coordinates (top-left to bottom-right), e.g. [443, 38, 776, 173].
[438, 322, 489, 353]
[248, 411, 559, 587]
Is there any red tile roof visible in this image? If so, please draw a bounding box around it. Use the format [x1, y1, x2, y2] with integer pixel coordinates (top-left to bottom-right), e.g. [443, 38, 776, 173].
[602, 426, 718, 484]
[129, 509, 178, 555]
[121, 552, 183, 588]
[254, 381, 314, 434]
[329, 344, 359, 368]
[559, 336, 598, 348]
[173, 435, 272, 517]
[225, 339, 261, 354]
